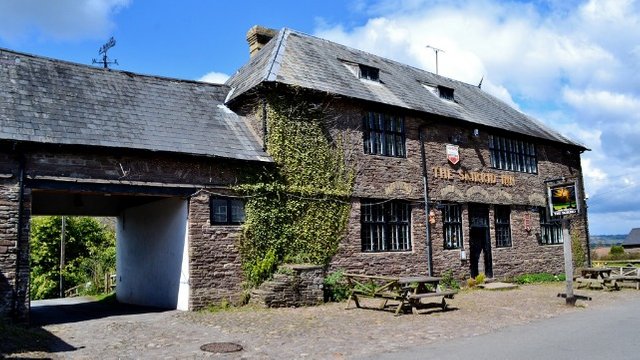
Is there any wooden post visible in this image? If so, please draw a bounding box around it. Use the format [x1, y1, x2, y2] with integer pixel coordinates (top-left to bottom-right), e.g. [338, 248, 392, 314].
[59, 216, 66, 298]
[562, 218, 575, 305]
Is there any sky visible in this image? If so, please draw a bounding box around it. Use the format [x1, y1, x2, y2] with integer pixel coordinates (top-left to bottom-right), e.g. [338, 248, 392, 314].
[0, 0, 638, 235]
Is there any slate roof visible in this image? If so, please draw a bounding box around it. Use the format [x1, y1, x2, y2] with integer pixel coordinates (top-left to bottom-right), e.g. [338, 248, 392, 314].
[0, 48, 270, 162]
[226, 28, 587, 150]
[623, 228, 640, 247]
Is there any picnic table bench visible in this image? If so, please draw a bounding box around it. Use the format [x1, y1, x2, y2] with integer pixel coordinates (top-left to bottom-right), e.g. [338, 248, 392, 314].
[343, 273, 457, 315]
[609, 266, 640, 290]
[574, 268, 619, 291]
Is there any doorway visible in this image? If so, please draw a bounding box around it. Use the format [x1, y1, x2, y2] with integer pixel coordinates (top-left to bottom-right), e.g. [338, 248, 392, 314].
[468, 204, 493, 278]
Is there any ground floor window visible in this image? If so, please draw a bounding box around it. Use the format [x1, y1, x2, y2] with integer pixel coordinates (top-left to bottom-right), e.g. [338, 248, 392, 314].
[442, 204, 463, 249]
[210, 196, 245, 225]
[361, 199, 411, 252]
[539, 207, 563, 244]
[494, 205, 512, 247]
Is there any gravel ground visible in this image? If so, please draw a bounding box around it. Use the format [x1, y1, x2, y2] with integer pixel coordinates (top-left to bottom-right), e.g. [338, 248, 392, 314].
[6, 283, 640, 359]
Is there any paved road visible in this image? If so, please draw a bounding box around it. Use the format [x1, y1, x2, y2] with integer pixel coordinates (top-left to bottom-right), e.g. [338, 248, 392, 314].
[370, 296, 640, 360]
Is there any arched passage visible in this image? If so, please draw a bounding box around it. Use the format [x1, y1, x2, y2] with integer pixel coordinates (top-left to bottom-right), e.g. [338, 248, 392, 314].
[30, 186, 192, 312]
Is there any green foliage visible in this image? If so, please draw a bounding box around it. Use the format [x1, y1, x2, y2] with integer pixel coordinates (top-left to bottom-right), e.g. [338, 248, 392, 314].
[323, 270, 350, 302]
[237, 91, 354, 287]
[29, 216, 115, 300]
[466, 273, 487, 288]
[608, 245, 626, 260]
[609, 245, 625, 255]
[513, 273, 566, 284]
[206, 298, 232, 313]
[572, 232, 587, 268]
[439, 270, 460, 290]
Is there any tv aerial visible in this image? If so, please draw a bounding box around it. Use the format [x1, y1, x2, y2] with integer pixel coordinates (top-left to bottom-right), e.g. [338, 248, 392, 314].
[92, 37, 118, 69]
[425, 45, 444, 75]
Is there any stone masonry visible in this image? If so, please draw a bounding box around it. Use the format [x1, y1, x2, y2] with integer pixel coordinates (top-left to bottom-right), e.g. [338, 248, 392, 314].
[250, 265, 325, 308]
[0, 146, 258, 319]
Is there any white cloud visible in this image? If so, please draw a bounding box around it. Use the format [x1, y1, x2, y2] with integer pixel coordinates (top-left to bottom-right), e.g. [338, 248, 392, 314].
[0, 0, 130, 42]
[315, 0, 640, 234]
[197, 71, 230, 84]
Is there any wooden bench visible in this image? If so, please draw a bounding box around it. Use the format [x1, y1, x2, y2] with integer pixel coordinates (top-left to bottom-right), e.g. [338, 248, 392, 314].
[343, 273, 457, 315]
[610, 268, 640, 290]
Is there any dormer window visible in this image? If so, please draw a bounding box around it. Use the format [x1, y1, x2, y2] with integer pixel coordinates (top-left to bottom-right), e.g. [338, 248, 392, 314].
[422, 83, 455, 102]
[359, 65, 379, 81]
[438, 86, 454, 101]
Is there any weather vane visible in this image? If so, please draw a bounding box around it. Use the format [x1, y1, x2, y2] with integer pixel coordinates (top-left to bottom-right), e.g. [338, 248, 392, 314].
[92, 37, 118, 69]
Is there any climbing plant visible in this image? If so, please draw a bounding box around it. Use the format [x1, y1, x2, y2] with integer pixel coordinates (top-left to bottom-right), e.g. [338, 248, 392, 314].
[236, 90, 354, 287]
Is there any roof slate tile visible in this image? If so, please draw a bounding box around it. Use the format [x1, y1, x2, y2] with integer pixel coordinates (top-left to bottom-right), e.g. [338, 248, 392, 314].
[227, 28, 586, 150]
[0, 48, 271, 163]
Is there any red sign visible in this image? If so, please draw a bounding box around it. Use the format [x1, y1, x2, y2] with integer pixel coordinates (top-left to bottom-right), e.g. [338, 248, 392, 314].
[446, 144, 459, 165]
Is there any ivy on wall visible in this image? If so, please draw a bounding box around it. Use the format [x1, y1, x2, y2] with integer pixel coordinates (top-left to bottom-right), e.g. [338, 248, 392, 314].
[236, 90, 354, 287]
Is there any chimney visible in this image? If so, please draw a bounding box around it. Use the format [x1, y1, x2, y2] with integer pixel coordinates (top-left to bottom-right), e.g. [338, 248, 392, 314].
[247, 25, 277, 58]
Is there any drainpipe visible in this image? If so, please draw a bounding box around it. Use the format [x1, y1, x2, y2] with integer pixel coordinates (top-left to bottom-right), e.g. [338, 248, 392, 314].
[261, 97, 268, 151]
[13, 153, 25, 318]
[419, 126, 433, 276]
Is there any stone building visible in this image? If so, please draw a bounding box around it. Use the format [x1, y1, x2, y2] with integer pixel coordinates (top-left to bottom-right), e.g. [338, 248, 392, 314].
[1, 26, 589, 320]
[227, 27, 589, 280]
[0, 48, 270, 320]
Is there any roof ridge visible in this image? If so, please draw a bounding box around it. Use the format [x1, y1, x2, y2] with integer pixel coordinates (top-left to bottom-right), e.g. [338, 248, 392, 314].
[265, 28, 290, 82]
[284, 28, 476, 87]
[0, 47, 229, 88]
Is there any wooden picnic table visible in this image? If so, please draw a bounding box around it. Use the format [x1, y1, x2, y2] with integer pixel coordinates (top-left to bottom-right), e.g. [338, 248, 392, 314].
[575, 267, 619, 291]
[343, 273, 457, 315]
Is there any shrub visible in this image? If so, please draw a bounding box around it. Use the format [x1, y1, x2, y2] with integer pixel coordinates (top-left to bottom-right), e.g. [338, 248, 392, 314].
[323, 270, 350, 302]
[609, 245, 626, 260]
[439, 269, 460, 290]
[466, 278, 477, 288]
[475, 273, 486, 285]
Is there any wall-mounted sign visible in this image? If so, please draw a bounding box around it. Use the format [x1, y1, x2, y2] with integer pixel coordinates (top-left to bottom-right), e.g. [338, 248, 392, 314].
[432, 166, 515, 187]
[548, 183, 580, 216]
[446, 144, 459, 165]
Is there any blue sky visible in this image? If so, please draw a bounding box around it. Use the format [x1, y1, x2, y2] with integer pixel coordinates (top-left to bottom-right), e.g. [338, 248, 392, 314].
[1, 0, 639, 235]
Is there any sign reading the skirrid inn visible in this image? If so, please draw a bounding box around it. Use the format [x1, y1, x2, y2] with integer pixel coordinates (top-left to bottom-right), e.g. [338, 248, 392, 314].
[446, 144, 459, 165]
[548, 183, 580, 216]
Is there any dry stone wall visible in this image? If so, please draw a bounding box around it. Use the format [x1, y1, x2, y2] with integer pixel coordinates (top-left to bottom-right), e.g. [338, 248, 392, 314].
[250, 265, 324, 308]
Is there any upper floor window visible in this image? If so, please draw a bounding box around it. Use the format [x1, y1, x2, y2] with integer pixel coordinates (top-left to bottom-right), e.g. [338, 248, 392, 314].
[210, 197, 245, 225]
[359, 64, 379, 81]
[363, 112, 406, 157]
[489, 135, 537, 174]
[494, 205, 512, 247]
[437, 86, 454, 101]
[361, 199, 411, 252]
[539, 207, 563, 245]
[442, 204, 463, 249]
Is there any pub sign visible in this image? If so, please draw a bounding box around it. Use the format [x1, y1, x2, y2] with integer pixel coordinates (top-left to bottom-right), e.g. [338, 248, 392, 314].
[548, 182, 580, 216]
[446, 144, 460, 165]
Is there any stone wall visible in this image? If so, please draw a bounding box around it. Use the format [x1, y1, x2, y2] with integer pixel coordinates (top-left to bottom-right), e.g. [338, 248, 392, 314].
[323, 99, 588, 280]
[250, 265, 324, 307]
[188, 193, 245, 310]
[0, 146, 254, 319]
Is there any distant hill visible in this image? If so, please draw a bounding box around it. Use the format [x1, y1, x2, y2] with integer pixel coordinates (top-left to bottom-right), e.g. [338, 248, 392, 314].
[590, 234, 625, 248]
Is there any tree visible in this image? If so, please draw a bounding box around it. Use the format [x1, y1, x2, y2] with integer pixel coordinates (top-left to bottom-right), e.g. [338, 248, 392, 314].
[30, 216, 116, 300]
